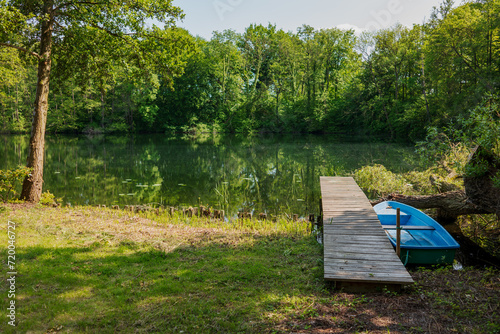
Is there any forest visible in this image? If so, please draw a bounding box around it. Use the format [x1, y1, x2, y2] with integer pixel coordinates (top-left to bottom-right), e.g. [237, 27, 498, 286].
[1, 0, 498, 141]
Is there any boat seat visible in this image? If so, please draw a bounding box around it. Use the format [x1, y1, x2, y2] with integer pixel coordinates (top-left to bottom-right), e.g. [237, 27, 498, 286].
[381, 225, 435, 231]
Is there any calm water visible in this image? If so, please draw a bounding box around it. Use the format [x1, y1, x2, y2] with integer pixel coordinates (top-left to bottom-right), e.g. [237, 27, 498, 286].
[0, 134, 419, 217]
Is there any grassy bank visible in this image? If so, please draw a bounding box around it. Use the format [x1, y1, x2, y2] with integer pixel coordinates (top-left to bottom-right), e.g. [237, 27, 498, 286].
[1, 205, 499, 333]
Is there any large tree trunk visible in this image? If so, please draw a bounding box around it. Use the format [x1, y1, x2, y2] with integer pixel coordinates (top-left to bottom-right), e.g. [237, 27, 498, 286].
[371, 190, 489, 223]
[20, 1, 53, 203]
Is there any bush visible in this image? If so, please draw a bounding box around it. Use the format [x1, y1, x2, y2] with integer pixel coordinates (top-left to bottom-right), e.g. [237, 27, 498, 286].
[39, 190, 60, 207]
[353, 164, 449, 199]
[353, 165, 413, 199]
[0, 166, 32, 202]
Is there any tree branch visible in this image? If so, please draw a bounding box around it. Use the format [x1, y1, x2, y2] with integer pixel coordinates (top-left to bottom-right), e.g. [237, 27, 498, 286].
[55, 1, 108, 12]
[0, 43, 42, 59]
[87, 22, 137, 45]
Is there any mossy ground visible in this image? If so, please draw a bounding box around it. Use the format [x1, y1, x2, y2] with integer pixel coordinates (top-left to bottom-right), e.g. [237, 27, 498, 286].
[0, 204, 498, 333]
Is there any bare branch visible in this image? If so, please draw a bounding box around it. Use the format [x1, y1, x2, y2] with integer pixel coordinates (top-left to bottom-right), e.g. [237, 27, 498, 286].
[0, 43, 42, 59]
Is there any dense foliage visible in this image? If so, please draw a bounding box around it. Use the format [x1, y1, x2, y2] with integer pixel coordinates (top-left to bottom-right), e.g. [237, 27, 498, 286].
[1, 0, 499, 140]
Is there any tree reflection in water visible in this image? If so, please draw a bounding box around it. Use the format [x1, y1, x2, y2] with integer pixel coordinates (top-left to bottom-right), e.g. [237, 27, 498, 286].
[0, 134, 418, 217]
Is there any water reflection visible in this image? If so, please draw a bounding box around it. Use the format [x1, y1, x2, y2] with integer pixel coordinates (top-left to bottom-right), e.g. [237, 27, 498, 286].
[0, 134, 418, 217]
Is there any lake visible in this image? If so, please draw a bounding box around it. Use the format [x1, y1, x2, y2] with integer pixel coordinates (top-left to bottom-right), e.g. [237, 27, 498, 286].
[0, 134, 419, 218]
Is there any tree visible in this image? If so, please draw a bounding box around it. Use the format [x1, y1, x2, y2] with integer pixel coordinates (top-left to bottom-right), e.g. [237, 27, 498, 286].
[269, 30, 302, 127]
[237, 24, 278, 131]
[0, 0, 194, 202]
[426, 0, 500, 119]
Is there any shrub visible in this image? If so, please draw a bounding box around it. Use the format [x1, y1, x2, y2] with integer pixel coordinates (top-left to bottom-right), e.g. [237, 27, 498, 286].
[353, 165, 412, 199]
[39, 190, 60, 206]
[353, 164, 450, 199]
[0, 166, 32, 202]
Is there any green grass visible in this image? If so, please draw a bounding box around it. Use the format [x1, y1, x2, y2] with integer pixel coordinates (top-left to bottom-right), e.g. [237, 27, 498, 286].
[1, 205, 323, 333]
[1, 205, 498, 333]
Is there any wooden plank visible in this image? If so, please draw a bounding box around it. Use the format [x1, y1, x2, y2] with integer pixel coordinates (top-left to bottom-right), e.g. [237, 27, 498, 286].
[323, 226, 386, 231]
[323, 232, 391, 239]
[324, 247, 397, 255]
[324, 235, 390, 241]
[324, 230, 386, 234]
[324, 223, 382, 229]
[323, 240, 394, 248]
[322, 205, 375, 210]
[324, 230, 387, 235]
[323, 224, 383, 228]
[324, 269, 413, 279]
[323, 229, 386, 234]
[325, 241, 392, 247]
[324, 274, 414, 284]
[324, 256, 402, 264]
[323, 219, 381, 224]
[324, 214, 379, 220]
[323, 239, 396, 248]
[322, 199, 372, 203]
[324, 238, 392, 245]
[323, 224, 385, 230]
[325, 263, 409, 270]
[325, 258, 407, 267]
[325, 270, 414, 280]
[324, 229, 388, 236]
[325, 265, 408, 273]
[323, 222, 384, 227]
[325, 267, 406, 274]
[324, 252, 402, 261]
[324, 210, 378, 216]
[325, 249, 396, 256]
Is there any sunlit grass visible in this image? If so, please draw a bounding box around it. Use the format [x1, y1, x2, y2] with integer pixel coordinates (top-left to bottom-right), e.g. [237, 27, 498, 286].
[142, 209, 313, 237]
[0, 205, 323, 333]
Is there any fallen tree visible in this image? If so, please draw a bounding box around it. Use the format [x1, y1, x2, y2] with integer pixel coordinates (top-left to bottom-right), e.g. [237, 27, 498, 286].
[369, 147, 500, 267]
[372, 146, 500, 221]
[370, 188, 500, 267]
[370, 190, 489, 223]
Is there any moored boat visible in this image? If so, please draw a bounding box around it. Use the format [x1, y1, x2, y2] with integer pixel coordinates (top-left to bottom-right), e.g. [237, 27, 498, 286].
[374, 201, 460, 265]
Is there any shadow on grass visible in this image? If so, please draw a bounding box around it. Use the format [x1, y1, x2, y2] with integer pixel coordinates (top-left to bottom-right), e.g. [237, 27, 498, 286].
[2, 236, 326, 333]
[4, 235, 497, 333]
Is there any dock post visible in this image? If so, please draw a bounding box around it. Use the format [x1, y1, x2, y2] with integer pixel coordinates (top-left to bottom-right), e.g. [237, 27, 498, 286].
[397, 208, 401, 258]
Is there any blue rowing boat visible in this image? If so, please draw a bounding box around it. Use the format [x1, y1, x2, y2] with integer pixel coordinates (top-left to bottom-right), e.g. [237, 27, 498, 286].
[373, 201, 460, 265]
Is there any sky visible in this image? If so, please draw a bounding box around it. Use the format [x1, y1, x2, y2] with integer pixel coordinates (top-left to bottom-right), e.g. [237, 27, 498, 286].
[172, 0, 446, 39]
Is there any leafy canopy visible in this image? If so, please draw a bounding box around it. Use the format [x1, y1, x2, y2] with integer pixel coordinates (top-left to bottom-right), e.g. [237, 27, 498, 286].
[0, 0, 195, 86]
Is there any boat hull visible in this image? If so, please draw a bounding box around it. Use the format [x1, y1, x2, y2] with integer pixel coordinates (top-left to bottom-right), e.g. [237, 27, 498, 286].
[374, 201, 460, 266]
[399, 248, 457, 265]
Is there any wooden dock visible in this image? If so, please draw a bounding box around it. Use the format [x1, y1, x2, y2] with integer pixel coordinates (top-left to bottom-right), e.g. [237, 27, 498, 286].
[320, 177, 414, 291]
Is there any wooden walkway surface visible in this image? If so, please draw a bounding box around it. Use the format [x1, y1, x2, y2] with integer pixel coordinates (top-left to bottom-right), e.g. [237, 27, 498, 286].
[320, 177, 414, 290]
